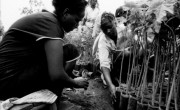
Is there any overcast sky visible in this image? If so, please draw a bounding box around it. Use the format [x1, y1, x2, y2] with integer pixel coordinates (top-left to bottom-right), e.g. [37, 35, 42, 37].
[1, 0, 53, 31]
[1, 0, 139, 31]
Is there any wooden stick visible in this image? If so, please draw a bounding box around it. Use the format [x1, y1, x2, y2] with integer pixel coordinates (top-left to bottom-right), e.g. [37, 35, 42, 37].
[119, 49, 125, 90]
[164, 21, 178, 110]
[141, 53, 151, 103]
[152, 44, 159, 106]
[136, 52, 146, 97]
[174, 81, 178, 110]
[159, 54, 167, 106]
[166, 43, 172, 104]
[127, 44, 137, 92]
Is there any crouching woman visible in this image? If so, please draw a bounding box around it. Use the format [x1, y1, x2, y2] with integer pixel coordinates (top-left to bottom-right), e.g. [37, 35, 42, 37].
[0, 0, 89, 109]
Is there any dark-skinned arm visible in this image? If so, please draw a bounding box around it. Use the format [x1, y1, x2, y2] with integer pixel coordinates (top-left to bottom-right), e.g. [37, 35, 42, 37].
[101, 66, 116, 102]
[44, 39, 88, 93]
[101, 67, 114, 88]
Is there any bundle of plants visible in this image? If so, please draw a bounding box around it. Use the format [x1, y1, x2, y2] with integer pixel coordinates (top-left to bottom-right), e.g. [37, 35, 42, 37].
[124, 40, 143, 110]
[137, 52, 153, 110]
[166, 55, 180, 110]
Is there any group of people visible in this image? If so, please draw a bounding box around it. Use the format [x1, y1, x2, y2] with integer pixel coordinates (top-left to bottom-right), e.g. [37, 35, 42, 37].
[0, 0, 138, 109]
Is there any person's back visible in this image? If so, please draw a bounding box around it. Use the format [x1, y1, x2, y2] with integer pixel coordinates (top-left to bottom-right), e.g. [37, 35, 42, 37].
[0, 0, 89, 101]
[0, 11, 64, 99]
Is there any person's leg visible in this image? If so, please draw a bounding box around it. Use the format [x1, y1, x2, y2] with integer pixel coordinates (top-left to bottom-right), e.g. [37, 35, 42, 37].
[0, 69, 52, 100]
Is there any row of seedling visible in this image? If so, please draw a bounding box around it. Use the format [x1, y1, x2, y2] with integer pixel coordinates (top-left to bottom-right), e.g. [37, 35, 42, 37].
[115, 20, 180, 110]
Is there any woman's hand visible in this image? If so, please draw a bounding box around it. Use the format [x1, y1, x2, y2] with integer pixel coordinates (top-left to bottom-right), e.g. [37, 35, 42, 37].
[74, 77, 89, 89]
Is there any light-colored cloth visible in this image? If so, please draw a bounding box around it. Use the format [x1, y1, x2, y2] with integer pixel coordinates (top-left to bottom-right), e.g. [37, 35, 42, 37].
[92, 32, 116, 70]
[0, 89, 57, 110]
[116, 23, 126, 39]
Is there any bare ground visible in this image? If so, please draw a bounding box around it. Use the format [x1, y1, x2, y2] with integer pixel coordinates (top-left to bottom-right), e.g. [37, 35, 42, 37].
[60, 78, 114, 110]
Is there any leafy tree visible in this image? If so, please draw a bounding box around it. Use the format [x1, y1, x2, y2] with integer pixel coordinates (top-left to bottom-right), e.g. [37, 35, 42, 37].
[21, 0, 44, 15]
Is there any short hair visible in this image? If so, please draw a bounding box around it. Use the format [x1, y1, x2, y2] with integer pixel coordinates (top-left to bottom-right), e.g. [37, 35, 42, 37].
[100, 12, 117, 44]
[100, 12, 115, 34]
[89, 0, 97, 6]
[115, 7, 127, 18]
[52, 0, 88, 15]
[63, 43, 80, 66]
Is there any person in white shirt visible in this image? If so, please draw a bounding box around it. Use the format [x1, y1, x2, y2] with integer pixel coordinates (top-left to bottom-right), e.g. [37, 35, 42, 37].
[92, 12, 118, 102]
[82, 0, 100, 28]
[92, 6, 129, 86]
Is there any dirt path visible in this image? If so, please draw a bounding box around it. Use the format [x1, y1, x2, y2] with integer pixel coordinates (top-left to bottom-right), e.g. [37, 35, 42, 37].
[60, 78, 114, 110]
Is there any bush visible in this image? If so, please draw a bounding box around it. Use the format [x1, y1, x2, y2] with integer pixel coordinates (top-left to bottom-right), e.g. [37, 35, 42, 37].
[64, 26, 94, 65]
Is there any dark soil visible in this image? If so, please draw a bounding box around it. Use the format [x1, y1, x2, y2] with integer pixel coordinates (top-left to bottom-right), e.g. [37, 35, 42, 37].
[60, 78, 114, 110]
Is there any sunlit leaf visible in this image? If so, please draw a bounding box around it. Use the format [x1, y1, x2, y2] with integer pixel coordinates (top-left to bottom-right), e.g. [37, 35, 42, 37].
[156, 3, 174, 23]
[148, 0, 164, 10]
[146, 0, 175, 23]
[21, 0, 44, 15]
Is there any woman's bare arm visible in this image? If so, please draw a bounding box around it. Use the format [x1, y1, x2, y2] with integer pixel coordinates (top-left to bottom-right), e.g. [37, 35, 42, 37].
[44, 39, 88, 92]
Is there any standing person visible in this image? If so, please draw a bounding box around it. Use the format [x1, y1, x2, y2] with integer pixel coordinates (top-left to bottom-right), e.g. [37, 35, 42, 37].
[82, 0, 100, 28]
[74, 0, 100, 73]
[92, 12, 118, 102]
[0, 0, 88, 101]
